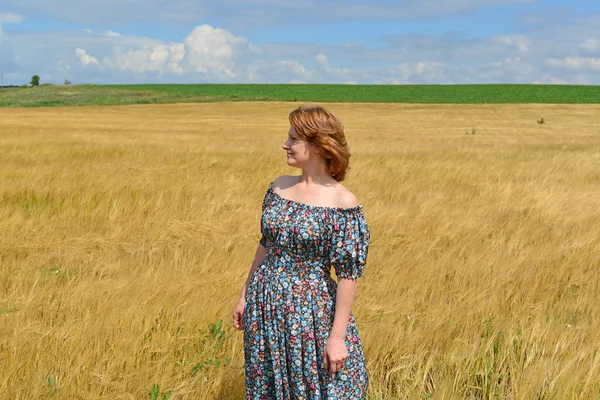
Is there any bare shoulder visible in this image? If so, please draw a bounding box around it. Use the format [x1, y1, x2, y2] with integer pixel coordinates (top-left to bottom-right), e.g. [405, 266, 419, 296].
[272, 175, 296, 190]
[335, 186, 361, 208]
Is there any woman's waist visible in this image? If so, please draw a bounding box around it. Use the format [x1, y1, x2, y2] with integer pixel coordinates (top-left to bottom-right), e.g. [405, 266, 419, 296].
[262, 250, 332, 279]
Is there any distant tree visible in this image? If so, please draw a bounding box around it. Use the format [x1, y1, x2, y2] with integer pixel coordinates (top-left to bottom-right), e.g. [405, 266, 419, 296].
[64, 79, 72, 86]
[30, 75, 40, 86]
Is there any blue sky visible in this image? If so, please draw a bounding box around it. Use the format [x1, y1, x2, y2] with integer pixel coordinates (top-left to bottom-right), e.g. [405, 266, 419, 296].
[1, 1, 599, 85]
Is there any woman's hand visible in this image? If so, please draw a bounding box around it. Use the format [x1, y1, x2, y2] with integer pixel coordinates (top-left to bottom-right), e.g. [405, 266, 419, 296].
[232, 296, 246, 330]
[323, 336, 348, 374]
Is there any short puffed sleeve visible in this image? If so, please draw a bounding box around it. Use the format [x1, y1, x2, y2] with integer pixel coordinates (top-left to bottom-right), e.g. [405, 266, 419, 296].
[329, 208, 371, 280]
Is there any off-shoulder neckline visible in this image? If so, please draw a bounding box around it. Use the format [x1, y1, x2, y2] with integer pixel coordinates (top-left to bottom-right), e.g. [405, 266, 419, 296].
[268, 182, 364, 212]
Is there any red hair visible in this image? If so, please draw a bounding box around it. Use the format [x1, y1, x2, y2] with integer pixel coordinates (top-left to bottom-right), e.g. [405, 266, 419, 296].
[288, 105, 351, 182]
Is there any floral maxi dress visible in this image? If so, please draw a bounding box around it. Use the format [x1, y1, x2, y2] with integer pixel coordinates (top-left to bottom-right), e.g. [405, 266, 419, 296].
[243, 181, 371, 399]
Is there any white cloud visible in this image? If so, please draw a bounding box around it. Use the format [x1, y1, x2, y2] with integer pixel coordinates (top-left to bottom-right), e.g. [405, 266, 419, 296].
[276, 60, 312, 80]
[316, 54, 349, 80]
[469, 56, 534, 82]
[105, 30, 121, 37]
[183, 24, 247, 79]
[75, 48, 99, 66]
[238, 59, 314, 83]
[102, 43, 185, 75]
[546, 57, 600, 72]
[68, 25, 249, 81]
[0, 12, 23, 24]
[384, 61, 447, 84]
[491, 35, 530, 53]
[492, 56, 533, 75]
[3, 17, 600, 85]
[532, 75, 566, 84]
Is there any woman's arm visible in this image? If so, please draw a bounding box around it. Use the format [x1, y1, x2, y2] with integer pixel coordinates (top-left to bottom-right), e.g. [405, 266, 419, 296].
[239, 243, 268, 299]
[324, 278, 358, 373]
[330, 278, 358, 339]
[233, 243, 268, 330]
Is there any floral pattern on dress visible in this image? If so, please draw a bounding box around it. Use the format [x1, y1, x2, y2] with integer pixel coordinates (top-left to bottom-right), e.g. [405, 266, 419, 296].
[243, 181, 371, 399]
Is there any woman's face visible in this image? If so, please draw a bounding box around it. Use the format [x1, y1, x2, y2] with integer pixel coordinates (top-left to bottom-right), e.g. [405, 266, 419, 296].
[282, 126, 317, 168]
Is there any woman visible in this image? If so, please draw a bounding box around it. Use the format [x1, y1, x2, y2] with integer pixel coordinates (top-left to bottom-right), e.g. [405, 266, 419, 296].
[233, 105, 371, 399]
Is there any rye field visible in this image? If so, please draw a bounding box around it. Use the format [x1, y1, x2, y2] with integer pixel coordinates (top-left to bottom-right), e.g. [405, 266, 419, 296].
[1, 101, 599, 399]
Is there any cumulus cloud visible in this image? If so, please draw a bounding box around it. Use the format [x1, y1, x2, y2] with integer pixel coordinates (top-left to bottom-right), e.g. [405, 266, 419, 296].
[316, 54, 349, 81]
[3, 15, 600, 85]
[183, 25, 247, 80]
[102, 43, 185, 75]
[275, 60, 312, 80]
[75, 48, 99, 66]
[2, 24, 248, 82]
